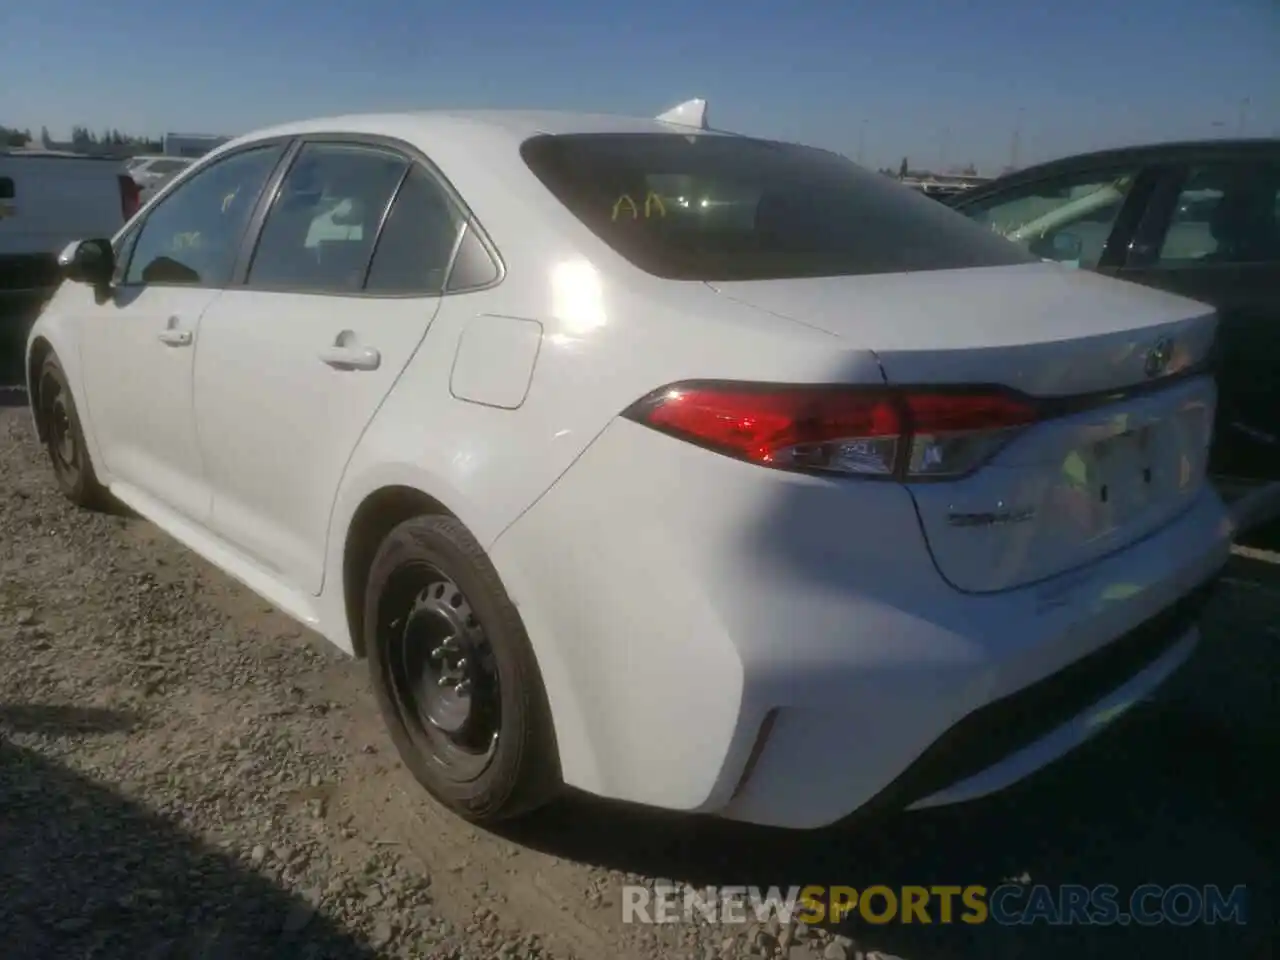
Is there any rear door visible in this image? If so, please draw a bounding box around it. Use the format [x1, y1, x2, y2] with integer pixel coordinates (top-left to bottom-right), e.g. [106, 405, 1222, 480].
[192, 138, 468, 593]
[1113, 155, 1280, 483]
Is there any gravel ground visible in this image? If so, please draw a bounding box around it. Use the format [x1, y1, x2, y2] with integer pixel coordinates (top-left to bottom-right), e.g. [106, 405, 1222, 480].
[0, 391, 1275, 960]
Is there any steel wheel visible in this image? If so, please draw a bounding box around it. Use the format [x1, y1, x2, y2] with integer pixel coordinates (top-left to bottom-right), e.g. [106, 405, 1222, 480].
[377, 562, 501, 783]
[41, 369, 78, 479]
[364, 513, 562, 822]
[36, 355, 105, 508]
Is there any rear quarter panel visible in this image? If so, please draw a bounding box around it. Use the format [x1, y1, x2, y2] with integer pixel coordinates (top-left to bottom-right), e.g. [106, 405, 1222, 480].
[318, 119, 891, 643]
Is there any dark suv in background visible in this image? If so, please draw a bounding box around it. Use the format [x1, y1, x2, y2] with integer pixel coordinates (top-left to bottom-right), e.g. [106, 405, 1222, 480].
[951, 139, 1280, 492]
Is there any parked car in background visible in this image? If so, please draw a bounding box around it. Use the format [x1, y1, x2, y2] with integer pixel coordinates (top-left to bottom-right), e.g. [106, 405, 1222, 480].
[950, 140, 1280, 489]
[902, 181, 972, 202]
[1, 149, 140, 379]
[126, 155, 194, 191]
[26, 102, 1232, 831]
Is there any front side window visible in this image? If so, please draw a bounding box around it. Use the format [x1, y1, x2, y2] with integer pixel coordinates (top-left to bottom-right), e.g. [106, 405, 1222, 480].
[520, 134, 1036, 281]
[124, 144, 283, 287]
[247, 142, 409, 293]
[958, 168, 1141, 268]
[1156, 161, 1280, 266]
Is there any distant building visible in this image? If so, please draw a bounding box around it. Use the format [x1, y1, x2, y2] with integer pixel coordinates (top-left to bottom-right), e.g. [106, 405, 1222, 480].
[162, 133, 231, 158]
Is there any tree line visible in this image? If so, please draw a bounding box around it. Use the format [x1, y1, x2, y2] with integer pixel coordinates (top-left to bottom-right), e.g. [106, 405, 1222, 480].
[2, 124, 162, 152]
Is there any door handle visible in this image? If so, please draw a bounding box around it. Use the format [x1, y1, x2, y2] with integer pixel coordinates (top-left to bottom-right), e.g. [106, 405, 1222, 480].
[319, 345, 381, 371]
[157, 330, 193, 347]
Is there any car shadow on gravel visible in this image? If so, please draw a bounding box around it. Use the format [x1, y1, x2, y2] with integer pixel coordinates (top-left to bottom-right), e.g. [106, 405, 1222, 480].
[0, 706, 379, 960]
[500, 553, 1278, 960]
[0, 703, 141, 735]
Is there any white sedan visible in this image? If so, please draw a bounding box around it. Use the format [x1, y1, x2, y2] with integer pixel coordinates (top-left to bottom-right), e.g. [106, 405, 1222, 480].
[26, 100, 1234, 829]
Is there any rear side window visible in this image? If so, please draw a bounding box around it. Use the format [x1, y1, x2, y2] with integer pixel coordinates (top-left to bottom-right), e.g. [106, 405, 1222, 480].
[519, 133, 1035, 281]
[247, 142, 409, 294]
[364, 166, 464, 295]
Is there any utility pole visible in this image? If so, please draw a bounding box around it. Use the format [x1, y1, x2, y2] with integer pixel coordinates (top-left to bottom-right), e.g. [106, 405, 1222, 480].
[1009, 108, 1024, 171]
[1237, 97, 1250, 136]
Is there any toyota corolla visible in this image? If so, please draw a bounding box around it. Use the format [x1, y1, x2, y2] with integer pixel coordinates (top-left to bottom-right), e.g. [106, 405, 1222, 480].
[26, 100, 1234, 829]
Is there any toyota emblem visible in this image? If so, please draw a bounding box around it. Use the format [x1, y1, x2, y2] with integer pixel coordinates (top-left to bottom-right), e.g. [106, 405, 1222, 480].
[1144, 336, 1174, 379]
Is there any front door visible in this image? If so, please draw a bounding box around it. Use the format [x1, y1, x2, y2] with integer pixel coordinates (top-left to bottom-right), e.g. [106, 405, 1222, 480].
[953, 163, 1155, 270]
[193, 142, 467, 593]
[78, 142, 286, 520]
[1114, 157, 1280, 483]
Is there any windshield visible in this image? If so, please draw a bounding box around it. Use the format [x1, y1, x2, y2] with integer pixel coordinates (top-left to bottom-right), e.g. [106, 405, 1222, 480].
[520, 133, 1036, 281]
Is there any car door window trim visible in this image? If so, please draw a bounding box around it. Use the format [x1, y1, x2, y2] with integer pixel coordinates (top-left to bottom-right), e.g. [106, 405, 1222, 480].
[227, 137, 304, 288]
[230, 132, 504, 299]
[1094, 164, 1167, 270]
[357, 164, 415, 290]
[1124, 165, 1192, 269]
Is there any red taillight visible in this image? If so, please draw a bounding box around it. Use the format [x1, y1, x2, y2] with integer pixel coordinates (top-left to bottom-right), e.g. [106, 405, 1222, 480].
[118, 174, 141, 220]
[624, 381, 1038, 480]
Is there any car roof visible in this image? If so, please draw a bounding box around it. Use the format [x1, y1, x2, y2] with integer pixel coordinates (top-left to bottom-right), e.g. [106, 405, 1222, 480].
[193, 107, 743, 263]
[955, 137, 1280, 204]
[222, 109, 738, 154]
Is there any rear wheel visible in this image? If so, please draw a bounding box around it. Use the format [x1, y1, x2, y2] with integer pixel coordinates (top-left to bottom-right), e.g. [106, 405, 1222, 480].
[37, 355, 106, 508]
[363, 514, 561, 822]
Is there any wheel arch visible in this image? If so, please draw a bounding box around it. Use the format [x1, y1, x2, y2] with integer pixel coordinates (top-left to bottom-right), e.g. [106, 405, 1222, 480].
[341, 484, 458, 659]
[330, 471, 602, 792]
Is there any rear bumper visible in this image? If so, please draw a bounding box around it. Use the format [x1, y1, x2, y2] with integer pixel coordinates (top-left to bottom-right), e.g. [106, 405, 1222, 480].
[874, 579, 1215, 813]
[491, 418, 1234, 829]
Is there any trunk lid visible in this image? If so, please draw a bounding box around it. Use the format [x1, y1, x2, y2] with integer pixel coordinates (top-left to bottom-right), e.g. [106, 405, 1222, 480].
[709, 263, 1220, 592]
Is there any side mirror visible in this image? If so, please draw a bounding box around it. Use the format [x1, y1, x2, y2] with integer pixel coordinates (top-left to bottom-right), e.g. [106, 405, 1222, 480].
[58, 238, 116, 287]
[1050, 231, 1084, 262]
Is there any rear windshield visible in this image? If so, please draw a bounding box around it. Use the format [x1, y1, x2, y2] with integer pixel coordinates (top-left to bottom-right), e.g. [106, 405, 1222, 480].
[520, 133, 1037, 281]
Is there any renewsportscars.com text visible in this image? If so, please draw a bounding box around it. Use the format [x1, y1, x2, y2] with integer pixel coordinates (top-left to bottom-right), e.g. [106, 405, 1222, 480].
[622, 883, 1249, 927]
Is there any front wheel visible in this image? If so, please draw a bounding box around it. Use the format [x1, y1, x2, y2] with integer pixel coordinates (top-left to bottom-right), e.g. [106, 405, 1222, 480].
[37, 355, 106, 508]
[363, 514, 561, 823]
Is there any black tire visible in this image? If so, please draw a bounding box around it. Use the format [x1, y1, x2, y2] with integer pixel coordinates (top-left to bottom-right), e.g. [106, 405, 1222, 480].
[363, 514, 561, 822]
[37, 354, 107, 508]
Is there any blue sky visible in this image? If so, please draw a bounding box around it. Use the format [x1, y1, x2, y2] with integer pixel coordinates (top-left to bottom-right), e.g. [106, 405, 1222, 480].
[2, 0, 1277, 173]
